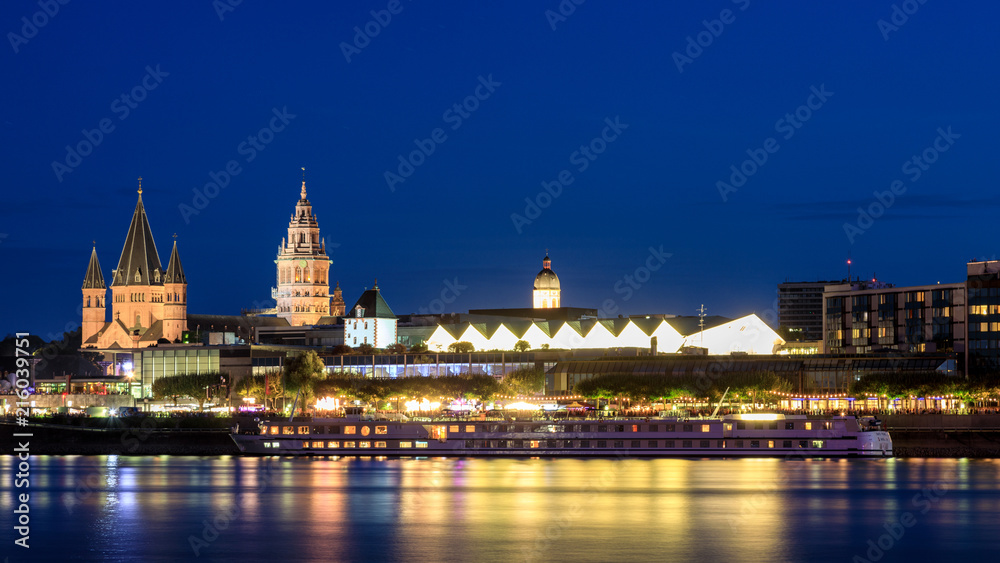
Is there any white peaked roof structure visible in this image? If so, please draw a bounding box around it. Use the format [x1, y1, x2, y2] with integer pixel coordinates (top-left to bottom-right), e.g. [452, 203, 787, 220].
[424, 314, 783, 354]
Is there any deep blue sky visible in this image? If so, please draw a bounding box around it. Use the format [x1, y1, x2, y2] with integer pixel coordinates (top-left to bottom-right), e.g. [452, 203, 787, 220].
[3, 1, 998, 339]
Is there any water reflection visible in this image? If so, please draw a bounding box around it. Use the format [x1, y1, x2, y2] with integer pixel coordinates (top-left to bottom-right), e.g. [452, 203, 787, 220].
[1, 456, 998, 562]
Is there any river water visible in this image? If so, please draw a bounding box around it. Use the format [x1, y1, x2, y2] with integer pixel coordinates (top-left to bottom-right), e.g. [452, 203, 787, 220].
[2, 455, 998, 562]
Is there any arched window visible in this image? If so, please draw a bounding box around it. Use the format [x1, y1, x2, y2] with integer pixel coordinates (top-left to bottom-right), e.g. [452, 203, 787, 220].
[86, 296, 91, 307]
[134, 269, 141, 282]
[295, 268, 301, 283]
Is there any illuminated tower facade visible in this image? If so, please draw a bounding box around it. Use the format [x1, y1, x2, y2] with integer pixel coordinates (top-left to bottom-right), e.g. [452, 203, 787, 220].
[81, 245, 107, 344]
[162, 239, 188, 342]
[533, 253, 561, 309]
[110, 185, 166, 333]
[273, 179, 332, 326]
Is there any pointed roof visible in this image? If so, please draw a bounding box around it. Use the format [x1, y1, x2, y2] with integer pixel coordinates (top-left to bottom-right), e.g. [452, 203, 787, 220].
[348, 282, 396, 319]
[165, 240, 186, 284]
[112, 190, 163, 286]
[82, 246, 106, 289]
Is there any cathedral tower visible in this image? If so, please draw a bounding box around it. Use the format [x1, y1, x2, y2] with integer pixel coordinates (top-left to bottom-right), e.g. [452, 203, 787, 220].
[274, 177, 332, 326]
[163, 238, 188, 342]
[110, 184, 166, 333]
[81, 245, 107, 344]
[533, 253, 561, 309]
[331, 281, 345, 317]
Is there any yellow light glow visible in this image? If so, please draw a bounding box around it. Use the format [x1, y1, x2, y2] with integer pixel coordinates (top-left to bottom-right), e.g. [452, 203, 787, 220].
[504, 402, 541, 411]
[739, 413, 781, 421]
[315, 397, 340, 410]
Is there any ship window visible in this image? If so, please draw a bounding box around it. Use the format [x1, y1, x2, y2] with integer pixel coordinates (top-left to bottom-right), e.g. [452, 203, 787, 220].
[564, 440, 574, 448]
[737, 422, 746, 430]
[804, 422, 812, 430]
[597, 440, 607, 448]
[614, 440, 624, 448]
[298, 426, 310, 435]
[400, 442, 412, 448]
[666, 424, 675, 432]
[799, 441, 808, 448]
[768, 422, 777, 430]
[723, 423, 733, 432]
[701, 424, 710, 433]
[547, 440, 557, 448]
[631, 425, 639, 432]
[361, 426, 371, 437]
[700, 440, 710, 448]
[736, 440, 743, 448]
[648, 440, 658, 447]
[344, 441, 356, 448]
[529, 441, 541, 448]
[328, 442, 340, 448]
[812, 440, 824, 448]
[616, 425, 625, 433]
[282, 426, 294, 435]
[768, 440, 775, 448]
[631, 440, 641, 448]
[665, 440, 675, 448]
[750, 440, 760, 448]
[359, 441, 371, 448]
[465, 440, 475, 448]
[823, 421, 833, 430]
[512, 440, 523, 448]
[783, 441, 792, 448]
[466, 425, 476, 433]
[329, 426, 341, 434]
[581, 425, 591, 432]
[416, 441, 428, 448]
[682, 440, 692, 448]
[683, 424, 693, 432]
[580, 440, 590, 448]
[717, 440, 725, 448]
[311, 441, 324, 448]
[450, 425, 460, 433]
[345, 426, 356, 435]
[649, 424, 658, 432]
[269, 426, 279, 435]
[376, 426, 388, 435]
[263, 442, 271, 448]
[598, 425, 607, 432]
[754, 423, 763, 430]
[785, 422, 795, 430]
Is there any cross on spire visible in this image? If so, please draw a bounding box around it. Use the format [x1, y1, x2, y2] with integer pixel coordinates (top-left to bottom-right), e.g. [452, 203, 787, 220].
[137, 176, 143, 194]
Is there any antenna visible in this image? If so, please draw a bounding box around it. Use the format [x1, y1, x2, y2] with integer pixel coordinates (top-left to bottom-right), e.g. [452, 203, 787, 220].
[697, 304, 707, 347]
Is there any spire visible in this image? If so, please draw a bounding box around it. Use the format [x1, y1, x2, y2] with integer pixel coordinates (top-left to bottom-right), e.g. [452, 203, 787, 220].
[83, 245, 106, 289]
[137, 176, 142, 194]
[543, 252, 551, 269]
[113, 189, 163, 286]
[165, 236, 186, 284]
[300, 167, 307, 200]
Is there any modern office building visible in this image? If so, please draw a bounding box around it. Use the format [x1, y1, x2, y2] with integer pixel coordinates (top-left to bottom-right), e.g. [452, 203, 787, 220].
[778, 280, 842, 341]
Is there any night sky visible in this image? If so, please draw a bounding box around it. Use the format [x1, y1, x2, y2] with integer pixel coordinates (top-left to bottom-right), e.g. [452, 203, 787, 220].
[3, 1, 998, 340]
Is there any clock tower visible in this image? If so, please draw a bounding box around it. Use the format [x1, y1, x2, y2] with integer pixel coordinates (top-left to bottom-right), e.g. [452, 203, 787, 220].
[273, 175, 332, 326]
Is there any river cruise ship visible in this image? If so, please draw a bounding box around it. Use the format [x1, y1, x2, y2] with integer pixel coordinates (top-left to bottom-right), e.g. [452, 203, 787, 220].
[231, 413, 892, 458]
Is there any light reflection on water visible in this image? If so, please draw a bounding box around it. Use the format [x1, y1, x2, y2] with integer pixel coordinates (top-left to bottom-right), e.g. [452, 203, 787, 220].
[2, 456, 999, 562]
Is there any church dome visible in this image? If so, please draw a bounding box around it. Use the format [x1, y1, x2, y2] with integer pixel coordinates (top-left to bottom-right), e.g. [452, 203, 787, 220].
[534, 255, 560, 290]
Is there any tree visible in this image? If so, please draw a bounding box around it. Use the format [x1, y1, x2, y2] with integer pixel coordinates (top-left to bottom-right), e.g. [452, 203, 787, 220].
[385, 343, 407, 354]
[234, 370, 284, 410]
[409, 342, 428, 353]
[513, 340, 531, 352]
[330, 344, 353, 355]
[449, 341, 475, 353]
[283, 351, 327, 415]
[501, 367, 545, 396]
[152, 372, 228, 411]
[356, 343, 376, 355]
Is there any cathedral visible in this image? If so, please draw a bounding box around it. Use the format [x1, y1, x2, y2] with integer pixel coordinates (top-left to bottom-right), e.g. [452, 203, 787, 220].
[81, 183, 188, 349]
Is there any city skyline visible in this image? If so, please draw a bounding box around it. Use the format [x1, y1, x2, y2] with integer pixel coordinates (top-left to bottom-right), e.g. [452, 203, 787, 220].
[3, 2, 999, 339]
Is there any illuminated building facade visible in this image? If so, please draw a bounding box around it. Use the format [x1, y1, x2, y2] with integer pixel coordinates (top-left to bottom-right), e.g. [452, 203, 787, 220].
[273, 180, 332, 326]
[778, 280, 841, 341]
[344, 282, 398, 348]
[533, 253, 560, 309]
[81, 186, 188, 349]
[425, 313, 784, 354]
